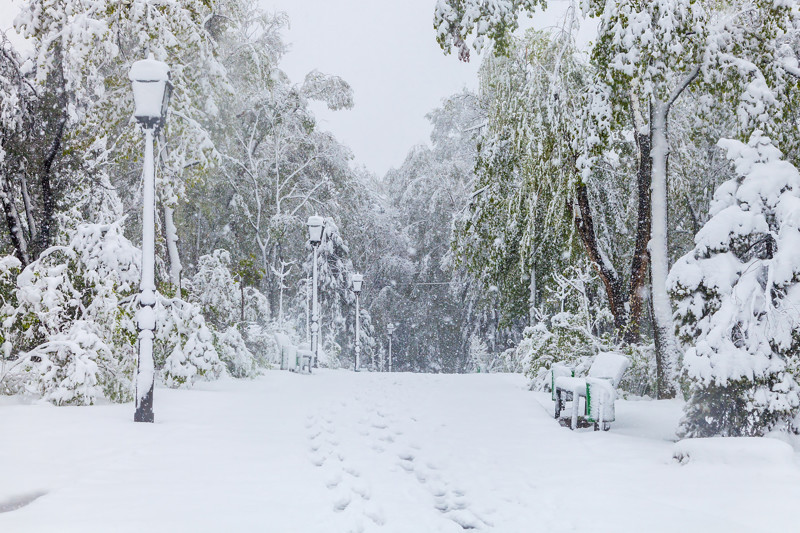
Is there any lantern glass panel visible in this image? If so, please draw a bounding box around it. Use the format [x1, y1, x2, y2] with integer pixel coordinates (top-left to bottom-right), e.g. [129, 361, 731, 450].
[307, 215, 325, 244]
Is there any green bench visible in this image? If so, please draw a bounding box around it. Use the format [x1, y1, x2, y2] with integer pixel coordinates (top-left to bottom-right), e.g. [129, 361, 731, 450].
[552, 353, 630, 431]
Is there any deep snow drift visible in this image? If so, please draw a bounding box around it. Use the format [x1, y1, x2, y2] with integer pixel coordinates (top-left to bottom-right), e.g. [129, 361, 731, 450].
[1, 371, 798, 532]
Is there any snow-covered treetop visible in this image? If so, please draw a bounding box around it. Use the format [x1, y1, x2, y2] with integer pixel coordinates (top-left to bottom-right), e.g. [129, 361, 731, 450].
[301, 70, 354, 111]
[434, 0, 546, 61]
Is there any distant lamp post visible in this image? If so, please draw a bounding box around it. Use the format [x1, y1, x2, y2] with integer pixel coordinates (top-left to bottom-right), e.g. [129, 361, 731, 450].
[129, 54, 172, 423]
[351, 273, 364, 372]
[387, 323, 395, 372]
[307, 215, 325, 367]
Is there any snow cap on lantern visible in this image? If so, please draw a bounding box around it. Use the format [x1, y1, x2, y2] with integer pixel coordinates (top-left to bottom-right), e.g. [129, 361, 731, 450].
[307, 215, 325, 245]
[352, 273, 363, 293]
[129, 54, 172, 129]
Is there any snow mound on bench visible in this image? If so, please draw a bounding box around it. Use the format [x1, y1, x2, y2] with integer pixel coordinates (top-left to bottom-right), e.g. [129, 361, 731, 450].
[587, 352, 629, 386]
[673, 437, 795, 466]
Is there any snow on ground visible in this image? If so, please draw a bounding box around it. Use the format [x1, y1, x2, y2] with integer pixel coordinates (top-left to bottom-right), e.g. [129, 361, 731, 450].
[1, 371, 798, 532]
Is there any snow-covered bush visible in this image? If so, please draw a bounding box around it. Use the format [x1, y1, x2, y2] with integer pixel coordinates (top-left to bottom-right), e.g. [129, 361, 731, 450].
[240, 288, 277, 366]
[215, 326, 256, 378]
[617, 343, 657, 398]
[494, 347, 524, 374]
[157, 297, 224, 388]
[469, 335, 490, 372]
[243, 286, 271, 324]
[0, 256, 21, 356]
[19, 320, 125, 405]
[518, 262, 616, 387]
[669, 132, 800, 437]
[241, 322, 278, 368]
[185, 249, 274, 377]
[519, 314, 596, 390]
[3, 222, 139, 405]
[0, 222, 236, 401]
[189, 249, 241, 329]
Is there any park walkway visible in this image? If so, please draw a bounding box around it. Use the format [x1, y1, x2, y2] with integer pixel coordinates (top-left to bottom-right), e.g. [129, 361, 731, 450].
[1, 371, 798, 532]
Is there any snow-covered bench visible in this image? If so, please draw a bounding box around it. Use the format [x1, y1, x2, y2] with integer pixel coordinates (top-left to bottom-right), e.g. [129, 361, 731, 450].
[550, 363, 574, 401]
[297, 346, 314, 374]
[553, 352, 630, 431]
[274, 333, 293, 370]
[274, 334, 311, 374]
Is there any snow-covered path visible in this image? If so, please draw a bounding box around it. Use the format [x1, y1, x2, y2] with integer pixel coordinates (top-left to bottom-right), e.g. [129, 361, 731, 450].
[1, 371, 798, 532]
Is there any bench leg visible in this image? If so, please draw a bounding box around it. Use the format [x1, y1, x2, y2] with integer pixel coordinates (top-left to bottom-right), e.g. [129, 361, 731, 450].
[554, 390, 562, 419]
[571, 397, 579, 430]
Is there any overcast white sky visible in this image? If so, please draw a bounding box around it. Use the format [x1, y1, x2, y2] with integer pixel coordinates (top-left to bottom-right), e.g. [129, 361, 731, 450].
[0, 0, 593, 176]
[265, 0, 594, 176]
[261, 0, 481, 176]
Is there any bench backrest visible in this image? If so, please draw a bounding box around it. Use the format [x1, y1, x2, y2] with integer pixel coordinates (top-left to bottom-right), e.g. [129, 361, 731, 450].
[274, 333, 292, 350]
[587, 352, 630, 387]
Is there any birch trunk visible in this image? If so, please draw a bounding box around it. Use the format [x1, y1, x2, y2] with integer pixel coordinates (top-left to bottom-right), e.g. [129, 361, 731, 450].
[528, 261, 536, 325]
[158, 131, 182, 292]
[163, 202, 182, 291]
[649, 102, 678, 399]
[0, 176, 30, 265]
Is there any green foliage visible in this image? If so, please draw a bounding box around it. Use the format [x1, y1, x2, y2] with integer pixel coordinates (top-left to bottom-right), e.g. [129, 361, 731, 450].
[1, 223, 139, 405]
[519, 315, 595, 384]
[616, 343, 657, 398]
[680, 375, 798, 438]
[453, 31, 586, 328]
[434, 0, 547, 60]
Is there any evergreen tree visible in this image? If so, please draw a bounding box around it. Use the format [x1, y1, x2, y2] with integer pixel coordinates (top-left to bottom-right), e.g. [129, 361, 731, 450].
[669, 132, 800, 437]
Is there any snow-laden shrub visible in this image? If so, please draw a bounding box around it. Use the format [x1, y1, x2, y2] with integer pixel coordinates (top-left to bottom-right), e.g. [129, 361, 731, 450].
[319, 339, 341, 369]
[519, 313, 596, 390]
[3, 222, 139, 405]
[243, 287, 271, 324]
[157, 297, 224, 388]
[0, 256, 22, 361]
[669, 132, 800, 437]
[189, 249, 240, 329]
[242, 322, 278, 368]
[469, 335, 490, 372]
[186, 250, 274, 376]
[215, 326, 256, 378]
[19, 320, 127, 405]
[490, 347, 524, 373]
[617, 343, 657, 398]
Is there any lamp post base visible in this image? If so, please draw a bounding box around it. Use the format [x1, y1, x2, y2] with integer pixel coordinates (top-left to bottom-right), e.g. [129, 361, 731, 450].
[134, 387, 155, 423]
[134, 410, 154, 423]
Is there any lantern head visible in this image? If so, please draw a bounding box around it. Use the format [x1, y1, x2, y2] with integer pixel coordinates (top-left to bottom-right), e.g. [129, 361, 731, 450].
[129, 54, 172, 130]
[307, 215, 325, 245]
[352, 273, 364, 294]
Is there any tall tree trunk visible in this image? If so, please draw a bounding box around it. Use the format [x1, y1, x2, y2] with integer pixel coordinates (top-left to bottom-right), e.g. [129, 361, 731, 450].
[570, 182, 628, 333]
[528, 261, 536, 325]
[19, 174, 36, 243]
[650, 102, 678, 399]
[0, 176, 30, 265]
[34, 59, 68, 256]
[625, 131, 653, 343]
[158, 131, 182, 293]
[163, 202, 182, 291]
[276, 242, 284, 326]
[35, 116, 63, 254]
